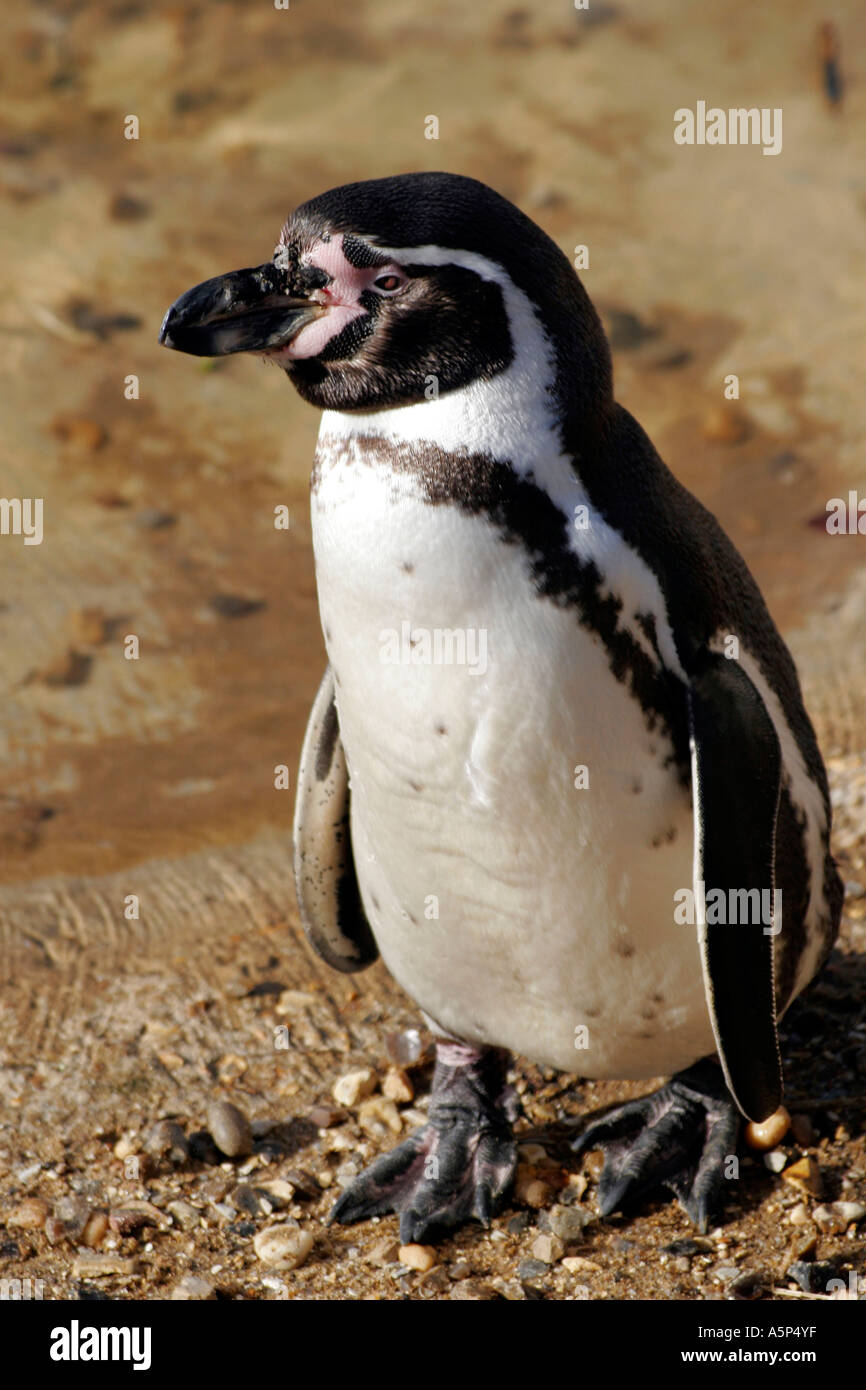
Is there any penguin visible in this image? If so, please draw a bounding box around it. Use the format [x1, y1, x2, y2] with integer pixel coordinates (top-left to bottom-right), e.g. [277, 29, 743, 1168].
[160, 172, 842, 1240]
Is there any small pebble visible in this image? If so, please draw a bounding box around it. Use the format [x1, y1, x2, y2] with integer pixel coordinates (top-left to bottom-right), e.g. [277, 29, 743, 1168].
[358, 1096, 402, 1136]
[728, 1269, 767, 1300]
[581, 1150, 605, 1180]
[72, 1253, 140, 1279]
[549, 1204, 592, 1242]
[518, 1143, 550, 1166]
[566, 1172, 588, 1200]
[171, 1275, 216, 1300]
[385, 1027, 426, 1068]
[109, 1204, 161, 1236]
[166, 1200, 201, 1231]
[334, 1160, 360, 1188]
[253, 1224, 313, 1270]
[366, 1237, 401, 1266]
[605, 307, 658, 351]
[514, 1168, 552, 1209]
[230, 1184, 267, 1218]
[531, 1233, 564, 1264]
[701, 405, 750, 445]
[144, 1120, 190, 1165]
[786, 1202, 810, 1226]
[495, 1279, 527, 1302]
[209, 592, 264, 618]
[744, 1105, 790, 1151]
[308, 1104, 345, 1129]
[763, 1148, 788, 1174]
[782, 1155, 823, 1197]
[36, 649, 92, 687]
[811, 1200, 866, 1234]
[207, 1100, 253, 1159]
[790, 1112, 816, 1147]
[508, 1212, 533, 1236]
[45, 1217, 66, 1245]
[788, 1229, 818, 1263]
[81, 1212, 109, 1248]
[109, 192, 151, 222]
[69, 607, 109, 645]
[833, 1200, 866, 1225]
[7, 1197, 49, 1230]
[113, 1135, 138, 1161]
[382, 1067, 414, 1103]
[332, 1068, 377, 1107]
[134, 507, 176, 530]
[448, 1260, 473, 1280]
[282, 1168, 321, 1201]
[517, 1258, 549, 1282]
[50, 414, 108, 453]
[664, 1237, 712, 1256]
[450, 1279, 497, 1300]
[399, 1243, 437, 1273]
[787, 1260, 837, 1295]
[256, 1179, 296, 1210]
[54, 1195, 91, 1240]
[562, 1255, 601, 1274]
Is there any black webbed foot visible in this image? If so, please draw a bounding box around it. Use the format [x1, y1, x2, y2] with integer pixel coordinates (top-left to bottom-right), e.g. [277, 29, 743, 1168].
[570, 1058, 741, 1232]
[329, 1042, 518, 1244]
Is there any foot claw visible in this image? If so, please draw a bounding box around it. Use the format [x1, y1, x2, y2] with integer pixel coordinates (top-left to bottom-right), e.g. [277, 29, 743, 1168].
[330, 1044, 517, 1242]
[571, 1059, 741, 1229]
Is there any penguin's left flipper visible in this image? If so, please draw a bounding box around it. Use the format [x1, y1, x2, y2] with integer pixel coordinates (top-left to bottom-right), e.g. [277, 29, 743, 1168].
[688, 649, 784, 1123]
[572, 653, 783, 1230]
[292, 666, 378, 973]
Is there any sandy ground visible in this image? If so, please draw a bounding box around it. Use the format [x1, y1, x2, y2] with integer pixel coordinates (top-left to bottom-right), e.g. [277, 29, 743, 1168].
[0, 0, 865, 1301]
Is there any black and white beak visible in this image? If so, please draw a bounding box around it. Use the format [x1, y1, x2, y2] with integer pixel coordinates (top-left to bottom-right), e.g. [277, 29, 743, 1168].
[158, 262, 322, 357]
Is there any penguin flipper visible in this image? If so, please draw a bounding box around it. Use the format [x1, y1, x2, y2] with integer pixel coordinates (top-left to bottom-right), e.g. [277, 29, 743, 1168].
[292, 666, 378, 973]
[688, 651, 783, 1123]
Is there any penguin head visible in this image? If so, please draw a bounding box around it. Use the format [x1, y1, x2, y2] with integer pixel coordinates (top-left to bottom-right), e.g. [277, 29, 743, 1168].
[160, 172, 611, 419]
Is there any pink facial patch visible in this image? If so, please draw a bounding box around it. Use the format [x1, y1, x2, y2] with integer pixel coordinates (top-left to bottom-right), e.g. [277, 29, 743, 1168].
[268, 233, 403, 362]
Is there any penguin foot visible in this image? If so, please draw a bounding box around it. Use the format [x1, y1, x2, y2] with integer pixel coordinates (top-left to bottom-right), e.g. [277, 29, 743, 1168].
[570, 1059, 740, 1233]
[329, 1042, 518, 1243]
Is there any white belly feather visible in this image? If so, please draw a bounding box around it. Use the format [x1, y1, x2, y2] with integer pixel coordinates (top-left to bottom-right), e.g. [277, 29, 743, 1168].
[311, 445, 715, 1078]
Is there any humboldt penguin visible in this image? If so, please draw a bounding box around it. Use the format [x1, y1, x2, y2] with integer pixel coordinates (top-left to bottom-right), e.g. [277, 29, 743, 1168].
[160, 172, 842, 1239]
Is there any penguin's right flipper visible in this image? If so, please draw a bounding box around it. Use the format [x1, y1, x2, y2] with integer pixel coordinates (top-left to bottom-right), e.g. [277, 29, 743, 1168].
[292, 666, 378, 973]
[688, 650, 783, 1123]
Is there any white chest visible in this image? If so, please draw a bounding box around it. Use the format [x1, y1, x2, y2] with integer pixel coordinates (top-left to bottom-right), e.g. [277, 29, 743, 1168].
[310, 432, 712, 1078]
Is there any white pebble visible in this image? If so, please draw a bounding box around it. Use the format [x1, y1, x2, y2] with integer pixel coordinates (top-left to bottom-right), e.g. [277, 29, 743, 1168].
[253, 1224, 314, 1270]
[332, 1068, 377, 1107]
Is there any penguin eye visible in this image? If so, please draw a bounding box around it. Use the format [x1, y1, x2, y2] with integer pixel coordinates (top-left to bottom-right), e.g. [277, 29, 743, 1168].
[373, 273, 404, 294]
